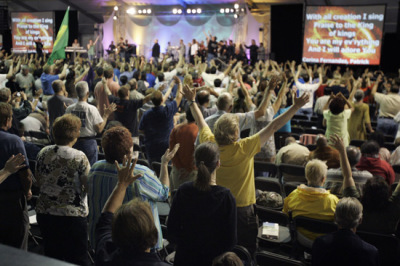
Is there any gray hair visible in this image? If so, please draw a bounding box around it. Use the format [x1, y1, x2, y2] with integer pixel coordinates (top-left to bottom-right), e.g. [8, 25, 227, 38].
[346, 146, 361, 167]
[335, 197, 363, 229]
[305, 159, 327, 187]
[217, 92, 233, 111]
[76, 81, 89, 99]
[354, 89, 364, 102]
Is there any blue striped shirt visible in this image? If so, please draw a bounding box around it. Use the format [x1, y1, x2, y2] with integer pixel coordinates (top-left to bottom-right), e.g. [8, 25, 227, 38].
[88, 160, 169, 250]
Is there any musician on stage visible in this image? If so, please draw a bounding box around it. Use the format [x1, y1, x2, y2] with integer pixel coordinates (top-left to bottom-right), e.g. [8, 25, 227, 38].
[72, 39, 80, 48]
[118, 37, 126, 60]
[87, 36, 99, 61]
[35, 38, 44, 58]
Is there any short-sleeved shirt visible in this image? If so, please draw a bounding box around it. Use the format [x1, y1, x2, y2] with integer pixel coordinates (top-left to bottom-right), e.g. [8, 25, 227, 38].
[274, 107, 291, 133]
[15, 73, 35, 90]
[324, 109, 352, 147]
[0, 129, 29, 192]
[65, 101, 103, 137]
[88, 161, 169, 249]
[47, 95, 74, 127]
[139, 101, 178, 160]
[108, 95, 143, 136]
[40, 73, 60, 95]
[374, 92, 400, 118]
[294, 81, 320, 109]
[199, 126, 261, 207]
[35, 145, 90, 217]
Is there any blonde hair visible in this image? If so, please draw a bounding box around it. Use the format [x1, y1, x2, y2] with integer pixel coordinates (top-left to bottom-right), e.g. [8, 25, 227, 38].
[183, 74, 193, 87]
[214, 113, 239, 146]
[305, 159, 327, 187]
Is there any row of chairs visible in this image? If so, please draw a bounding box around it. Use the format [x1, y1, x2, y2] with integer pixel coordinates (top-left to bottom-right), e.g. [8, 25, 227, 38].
[255, 207, 400, 265]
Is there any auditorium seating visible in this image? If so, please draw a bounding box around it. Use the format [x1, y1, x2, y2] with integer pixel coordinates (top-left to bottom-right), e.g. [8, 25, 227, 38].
[255, 251, 304, 266]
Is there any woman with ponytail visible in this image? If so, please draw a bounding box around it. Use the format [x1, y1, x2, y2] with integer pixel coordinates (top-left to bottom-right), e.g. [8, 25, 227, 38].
[167, 142, 237, 266]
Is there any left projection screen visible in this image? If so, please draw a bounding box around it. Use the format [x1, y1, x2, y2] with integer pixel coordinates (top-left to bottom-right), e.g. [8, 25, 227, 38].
[11, 12, 54, 53]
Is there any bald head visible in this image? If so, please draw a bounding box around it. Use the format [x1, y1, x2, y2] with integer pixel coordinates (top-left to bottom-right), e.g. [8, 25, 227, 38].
[285, 137, 296, 146]
[197, 90, 210, 107]
[316, 134, 328, 147]
[217, 92, 233, 112]
[346, 145, 361, 167]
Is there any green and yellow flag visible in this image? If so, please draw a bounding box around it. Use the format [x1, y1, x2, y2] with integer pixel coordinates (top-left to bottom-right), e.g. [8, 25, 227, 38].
[47, 7, 69, 65]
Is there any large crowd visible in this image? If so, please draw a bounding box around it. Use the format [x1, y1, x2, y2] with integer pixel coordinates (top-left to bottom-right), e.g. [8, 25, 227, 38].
[0, 34, 399, 266]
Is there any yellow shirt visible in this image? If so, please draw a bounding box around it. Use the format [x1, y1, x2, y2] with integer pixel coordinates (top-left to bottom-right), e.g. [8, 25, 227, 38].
[283, 184, 339, 240]
[200, 126, 261, 207]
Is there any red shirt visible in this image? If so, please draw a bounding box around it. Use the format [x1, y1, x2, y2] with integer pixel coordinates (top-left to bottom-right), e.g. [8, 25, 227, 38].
[356, 156, 395, 185]
[315, 84, 327, 98]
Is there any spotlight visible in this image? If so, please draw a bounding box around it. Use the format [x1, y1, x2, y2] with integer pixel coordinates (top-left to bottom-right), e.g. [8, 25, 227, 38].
[230, 9, 234, 13]
[234, 14, 238, 18]
[113, 15, 118, 20]
[127, 8, 136, 15]
[234, 3, 239, 9]
[225, 8, 229, 13]
[114, 6, 118, 11]
[241, 8, 245, 12]
[197, 8, 202, 13]
[138, 10, 142, 14]
[143, 9, 147, 14]
[173, 8, 177, 14]
[220, 8, 224, 13]
[178, 9, 182, 14]
[192, 9, 196, 14]
[187, 9, 191, 14]
[147, 9, 151, 14]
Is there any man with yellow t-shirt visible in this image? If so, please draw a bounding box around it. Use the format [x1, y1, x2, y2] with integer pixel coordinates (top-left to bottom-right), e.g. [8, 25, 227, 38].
[181, 83, 310, 255]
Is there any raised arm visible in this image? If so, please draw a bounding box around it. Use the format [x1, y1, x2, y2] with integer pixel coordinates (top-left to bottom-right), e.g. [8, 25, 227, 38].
[102, 156, 142, 213]
[330, 134, 356, 190]
[94, 103, 117, 133]
[182, 85, 208, 130]
[58, 64, 68, 80]
[254, 76, 278, 120]
[258, 92, 309, 146]
[75, 65, 90, 84]
[174, 76, 183, 107]
[272, 77, 289, 114]
[237, 73, 255, 111]
[370, 74, 382, 97]
[159, 144, 180, 188]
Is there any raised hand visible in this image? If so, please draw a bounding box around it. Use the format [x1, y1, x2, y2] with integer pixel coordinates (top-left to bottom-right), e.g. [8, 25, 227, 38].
[104, 103, 117, 117]
[330, 134, 345, 152]
[161, 144, 180, 165]
[3, 154, 26, 175]
[114, 155, 142, 187]
[182, 84, 196, 102]
[293, 92, 310, 108]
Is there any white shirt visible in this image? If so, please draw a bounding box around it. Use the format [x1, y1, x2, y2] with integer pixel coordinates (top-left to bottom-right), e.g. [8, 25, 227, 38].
[155, 69, 177, 84]
[0, 74, 7, 89]
[65, 101, 103, 137]
[294, 80, 320, 109]
[190, 43, 199, 56]
[201, 72, 225, 87]
[314, 95, 330, 115]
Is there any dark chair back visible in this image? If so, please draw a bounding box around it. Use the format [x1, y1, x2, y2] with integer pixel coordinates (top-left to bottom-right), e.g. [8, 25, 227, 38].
[293, 114, 308, 121]
[232, 245, 253, 266]
[137, 159, 151, 169]
[255, 251, 304, 266]
[306, 144, 316, 151]
[349, 139, 365, 148]
[304, 128, 325, 135]
[291, 127, 304, 134]
[278, 164, 306, 184]
[383, 142, 396, 152]
[384, 135, 395, 143]
[151, 162, 172, 177]
[293, 216, 337, 235]
[254, 162, 278, 178]
[255, 177, 282, 195]
[298, 120, 317, 129]
[256, 206, 289, 226]
[356, 231, 400, 266]
[283, 183, 298, 197]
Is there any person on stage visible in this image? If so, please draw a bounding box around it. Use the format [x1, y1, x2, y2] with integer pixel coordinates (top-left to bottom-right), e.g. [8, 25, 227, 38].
[72, 39, 80, 48]
[87, 36, 99, 61]
[152, 39, 160, 65]
[118, 37, 126, 60]
[35, 38, 44, 58]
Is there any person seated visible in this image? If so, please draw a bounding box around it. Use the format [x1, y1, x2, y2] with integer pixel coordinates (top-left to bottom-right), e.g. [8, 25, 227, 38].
[283, 159, 339, 240]
[332, 134, 400, 235]
[95, 155, 170, 266]
[88, 126, 178, 251]
[325, 145, 372, 196]
[35, 114, 91, 265]
[308, 134, 340, 169]
[167, 142, 237, 266]
[312, 197, 379, 266]
[356, 140, 395, 185]
[212, 252, 243, 266]
[275, 136, 310, 166]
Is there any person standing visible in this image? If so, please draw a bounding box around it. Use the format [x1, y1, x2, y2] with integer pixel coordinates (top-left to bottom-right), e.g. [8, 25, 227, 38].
[244, 40, 258, 66]
[87, 36, 100, 61]
[152, 39, 160, 64]
[35, 38, 44, 58]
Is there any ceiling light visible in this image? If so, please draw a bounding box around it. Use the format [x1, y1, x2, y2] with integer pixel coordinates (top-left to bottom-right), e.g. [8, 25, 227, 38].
[173, 8, 177, 14]
[187, 9, 191, 14]
[127, 8, 136, 15]
[138, 10, 142, 14]
[234, 4, 239, 9]
[178, 9, 182, 14]
[147, 9, 151, 14]
[113, 15, 117, 20]
[234, 14, 238, 18]
[197, 8, 201, 13]
[220, 8, 224, 13]
[143, 9, 147, 14]
[192, 9, 196, 14]
[225, 8, 230, 13]
[114, 6, 118, 11]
